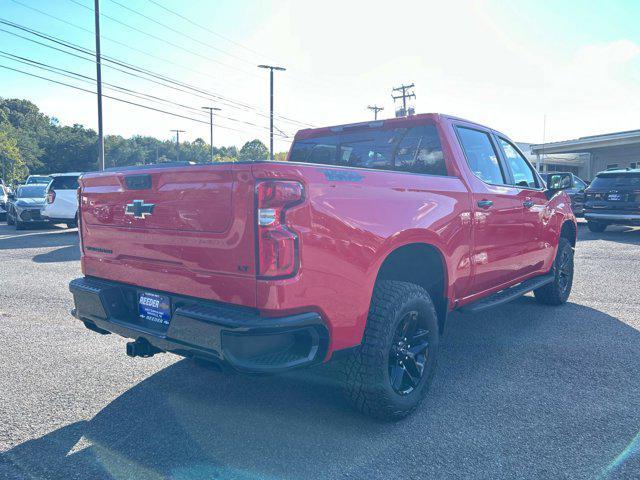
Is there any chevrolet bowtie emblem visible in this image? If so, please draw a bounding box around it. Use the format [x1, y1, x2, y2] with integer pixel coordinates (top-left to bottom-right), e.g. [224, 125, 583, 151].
[125, 199, 155, 219]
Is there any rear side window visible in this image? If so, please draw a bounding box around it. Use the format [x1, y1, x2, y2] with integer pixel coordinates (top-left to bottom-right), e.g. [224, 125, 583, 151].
[50, 176, 79, 190]
[394, 126, 447, 175]
[289, 124, 448, 176]
[456, 127, 505, 185]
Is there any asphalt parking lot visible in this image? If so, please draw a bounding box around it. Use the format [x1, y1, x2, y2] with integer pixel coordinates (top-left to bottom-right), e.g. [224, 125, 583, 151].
[1, 221, 639, 480]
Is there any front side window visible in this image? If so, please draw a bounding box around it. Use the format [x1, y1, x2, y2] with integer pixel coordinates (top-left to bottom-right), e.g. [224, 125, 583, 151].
[498, 138, 539, 188]
[457, 127, 505, 185]
[574, 177, 587, 190]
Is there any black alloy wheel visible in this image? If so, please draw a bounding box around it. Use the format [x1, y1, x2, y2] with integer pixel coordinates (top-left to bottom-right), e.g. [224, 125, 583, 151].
[388, 310, 430, 395]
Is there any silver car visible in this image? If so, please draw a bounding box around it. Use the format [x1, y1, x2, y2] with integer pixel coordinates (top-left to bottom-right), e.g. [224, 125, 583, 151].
[0, 184, 8, 220]
[6, 184, 48, 230]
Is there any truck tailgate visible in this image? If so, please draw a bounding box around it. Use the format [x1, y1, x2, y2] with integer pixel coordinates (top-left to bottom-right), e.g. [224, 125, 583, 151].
[79, 164, 257, 307]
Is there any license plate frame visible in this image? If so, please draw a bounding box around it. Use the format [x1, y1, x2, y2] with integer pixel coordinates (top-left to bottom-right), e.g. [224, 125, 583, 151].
[138, 291, 172, 330]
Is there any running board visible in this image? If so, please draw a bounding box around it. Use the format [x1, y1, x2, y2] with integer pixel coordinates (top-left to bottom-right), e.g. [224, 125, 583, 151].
[459, 273, 554, 314]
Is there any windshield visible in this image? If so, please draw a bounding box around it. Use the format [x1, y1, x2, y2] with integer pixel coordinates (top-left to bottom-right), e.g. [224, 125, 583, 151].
[16, 185, 47, 198]
[590, 173, 640, 189]
[289, 124, 448, 176]
[26, 176, 52, 184]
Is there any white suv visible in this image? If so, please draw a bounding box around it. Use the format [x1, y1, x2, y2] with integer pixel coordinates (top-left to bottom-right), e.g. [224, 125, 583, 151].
[42, 173, 81, 228]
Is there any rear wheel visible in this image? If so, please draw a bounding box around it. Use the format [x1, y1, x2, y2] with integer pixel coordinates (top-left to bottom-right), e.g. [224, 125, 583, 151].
[534, 237, 574, 305]
[339, 280, 440, 420]
[587, 221, 607, 232]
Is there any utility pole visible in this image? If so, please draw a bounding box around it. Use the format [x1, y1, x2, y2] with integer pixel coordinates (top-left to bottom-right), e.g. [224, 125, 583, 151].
[170, 129, 185, 162]
[367, 105, 384, 120]
[94, 0, 105, 170]
[392, 83, 416, 117]
[201, 106, 221, 162]
[258, 64, 286, 160]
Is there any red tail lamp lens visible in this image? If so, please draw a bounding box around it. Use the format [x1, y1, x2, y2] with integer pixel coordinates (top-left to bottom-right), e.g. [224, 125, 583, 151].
[256, 181, 303, 277]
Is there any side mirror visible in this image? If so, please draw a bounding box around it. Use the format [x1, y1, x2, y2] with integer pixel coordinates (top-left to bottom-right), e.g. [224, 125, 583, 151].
[545, 172, 572, 199]
[547, 172, 572, 190]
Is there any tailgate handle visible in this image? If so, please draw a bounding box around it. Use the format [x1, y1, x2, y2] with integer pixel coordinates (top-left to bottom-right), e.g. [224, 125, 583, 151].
[125, 174, 152, 190]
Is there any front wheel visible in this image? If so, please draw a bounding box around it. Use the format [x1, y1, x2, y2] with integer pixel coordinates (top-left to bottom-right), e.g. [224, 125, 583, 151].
[534, 237, 574, 305]
[339, 280, 440, 420]
[587, 221, 607, 233]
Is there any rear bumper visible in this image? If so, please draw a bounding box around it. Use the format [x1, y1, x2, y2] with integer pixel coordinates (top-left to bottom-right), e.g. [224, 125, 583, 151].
[69, 277, 329, 373]
[584, 212, 640, 224]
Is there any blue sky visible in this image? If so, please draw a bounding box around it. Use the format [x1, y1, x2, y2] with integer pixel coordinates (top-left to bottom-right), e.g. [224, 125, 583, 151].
[1, 0, 639, 151]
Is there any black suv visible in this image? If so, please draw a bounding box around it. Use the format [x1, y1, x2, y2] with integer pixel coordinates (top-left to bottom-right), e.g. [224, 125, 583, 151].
[584, 169, 640, 232]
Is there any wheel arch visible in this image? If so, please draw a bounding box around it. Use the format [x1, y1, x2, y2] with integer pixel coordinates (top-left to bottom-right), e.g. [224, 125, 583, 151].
[374, 242, 449, 333]
[560, 219, 577, 247]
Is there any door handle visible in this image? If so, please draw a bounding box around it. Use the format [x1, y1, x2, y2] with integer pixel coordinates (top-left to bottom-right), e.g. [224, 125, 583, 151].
[523, 200, 535, 208]
[477, 200, 493, 209]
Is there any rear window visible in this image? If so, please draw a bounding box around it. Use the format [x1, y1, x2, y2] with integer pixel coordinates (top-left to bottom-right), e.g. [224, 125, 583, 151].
[590, 173, 640, 189]
[289, 124, 448, 176]
[50, 176, 80, 190]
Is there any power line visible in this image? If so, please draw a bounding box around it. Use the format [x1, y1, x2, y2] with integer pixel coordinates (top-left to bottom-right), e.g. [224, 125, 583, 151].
[2, 7, 313, 127]
[107, 0, 256, 67]
[0, 18, 311, 130]
[0, 45, 288, 137]
[0, 62, 291, 138]
[142, 0, 336, 94]
[7, 0, 240, 92]
[144, 0, 271, 61]
[68, 0, 261, 79]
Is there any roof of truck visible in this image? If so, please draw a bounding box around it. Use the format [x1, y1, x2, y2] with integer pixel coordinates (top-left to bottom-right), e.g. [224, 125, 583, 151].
[294, 113, 489, 140]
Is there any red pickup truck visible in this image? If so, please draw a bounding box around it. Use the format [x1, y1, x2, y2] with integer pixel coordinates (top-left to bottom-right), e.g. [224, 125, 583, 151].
[70, 113, 577, 419]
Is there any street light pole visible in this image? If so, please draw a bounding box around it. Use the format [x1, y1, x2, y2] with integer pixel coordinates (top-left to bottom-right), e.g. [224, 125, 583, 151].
[94, 0, 105, 170]
[258, 64, 286, 160]
[201, 106, 221, 162]
[170, 129, 185, 162]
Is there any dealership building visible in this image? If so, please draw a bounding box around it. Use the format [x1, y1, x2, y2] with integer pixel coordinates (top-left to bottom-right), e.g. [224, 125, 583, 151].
[517, 129, 640, 180]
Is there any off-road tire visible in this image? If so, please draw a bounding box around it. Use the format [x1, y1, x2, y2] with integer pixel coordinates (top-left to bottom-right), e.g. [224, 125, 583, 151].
[534, 237, 574, 305]
[339, 280, 440, 421]
[587, 221, 607, 233]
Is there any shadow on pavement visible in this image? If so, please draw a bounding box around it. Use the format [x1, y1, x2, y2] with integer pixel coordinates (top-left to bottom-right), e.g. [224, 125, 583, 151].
[32, 244, 80, 263]
[577, 222, 640, 246]
[0, 224, 78, 251]
[2, 300, 639, 479]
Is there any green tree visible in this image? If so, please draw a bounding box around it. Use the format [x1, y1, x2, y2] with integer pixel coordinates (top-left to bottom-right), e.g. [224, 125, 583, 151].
[0, 128, 28, 184]
[44, 124, 98, 172]
[0, 98, 51, 173]
[239, 139, 269, 161]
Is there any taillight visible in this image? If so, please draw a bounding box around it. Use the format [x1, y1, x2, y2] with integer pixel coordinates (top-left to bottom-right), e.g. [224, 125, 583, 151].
[47, 190, 56, 204]
[77, 187, 84, 256]
[256, 180, 304, 277]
